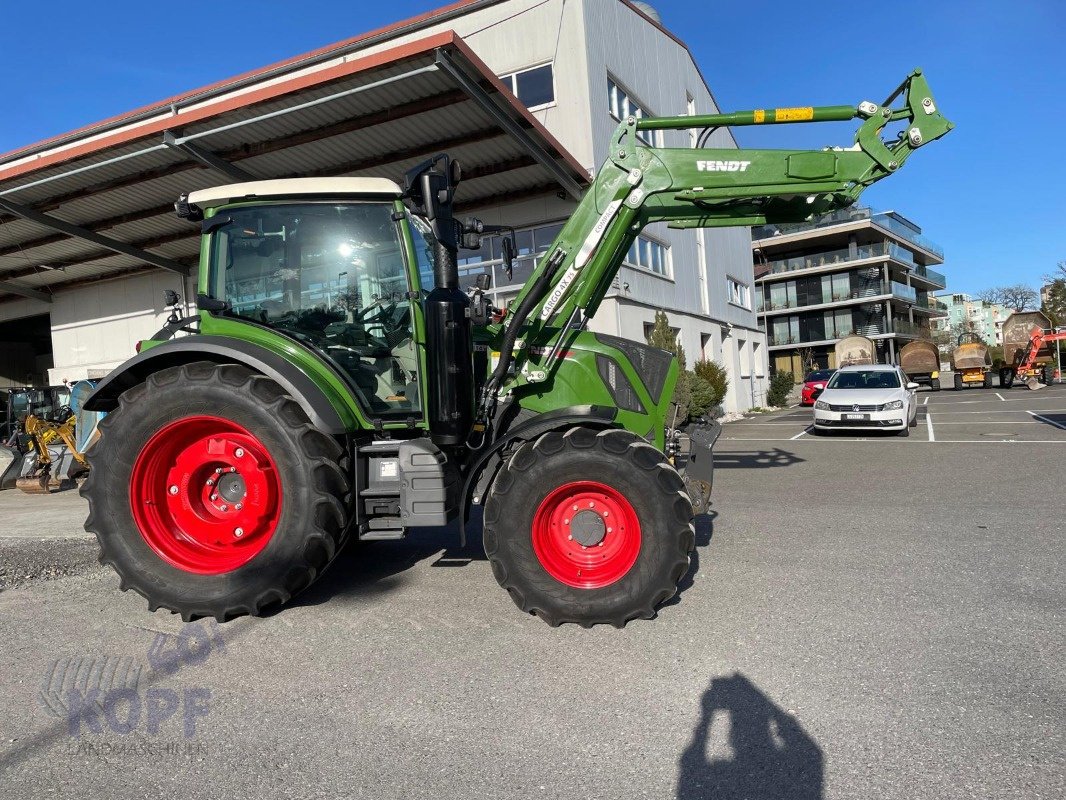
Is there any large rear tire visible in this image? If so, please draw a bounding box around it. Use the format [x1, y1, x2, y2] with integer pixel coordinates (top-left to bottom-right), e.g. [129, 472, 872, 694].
[82, 362, 349, 621]
[983, 372, 993, 389]
[930, 378, 941, 391]
[953, 373, 964, 391]
[1000, 367, 1015, 389]
[483, 427, 693, 628]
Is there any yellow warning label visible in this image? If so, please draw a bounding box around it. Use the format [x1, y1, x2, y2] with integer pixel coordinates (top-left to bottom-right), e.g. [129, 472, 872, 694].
[775, 107, 814, 122]
[753, 109, 765, 124]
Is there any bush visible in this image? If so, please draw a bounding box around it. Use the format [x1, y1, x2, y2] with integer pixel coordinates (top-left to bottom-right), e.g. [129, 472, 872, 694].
[693, 359, 729, 409]
[670, 370, 692, 425]
[687, 371, 716, 421]
[766, 371, 794, 407]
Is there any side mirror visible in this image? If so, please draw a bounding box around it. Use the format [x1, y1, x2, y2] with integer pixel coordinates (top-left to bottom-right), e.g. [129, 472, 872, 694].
[907, 382, 919, 390]
[163, 289, 181, 307]
[475, 272, 492, 291]
[501, 236, 515, 282]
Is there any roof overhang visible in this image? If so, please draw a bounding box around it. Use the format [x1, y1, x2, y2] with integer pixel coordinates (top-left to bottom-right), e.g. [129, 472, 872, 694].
[0, 30, 589, 303]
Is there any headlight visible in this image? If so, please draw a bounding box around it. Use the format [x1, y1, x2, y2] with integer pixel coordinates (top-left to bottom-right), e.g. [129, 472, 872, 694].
[814, 400, 829, 410]
[883, 400, 904, 410]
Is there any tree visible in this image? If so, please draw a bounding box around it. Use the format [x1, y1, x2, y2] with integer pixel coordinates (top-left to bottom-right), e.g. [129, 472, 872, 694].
[646, 310, 685, 368]
[977, 284, 1039, 312]
[1042, 279, 1066, 327]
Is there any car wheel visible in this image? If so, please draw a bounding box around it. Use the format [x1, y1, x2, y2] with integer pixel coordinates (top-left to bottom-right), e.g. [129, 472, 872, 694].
[897, 425, 910, 437]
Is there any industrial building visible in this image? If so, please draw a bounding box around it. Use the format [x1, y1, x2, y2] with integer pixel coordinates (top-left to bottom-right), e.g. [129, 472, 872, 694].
[0, 0, 767, 412]
[752, 207, 947, 376]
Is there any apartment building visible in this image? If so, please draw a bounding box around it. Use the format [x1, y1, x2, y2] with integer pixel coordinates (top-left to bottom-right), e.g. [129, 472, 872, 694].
[752, 207, 947, 376]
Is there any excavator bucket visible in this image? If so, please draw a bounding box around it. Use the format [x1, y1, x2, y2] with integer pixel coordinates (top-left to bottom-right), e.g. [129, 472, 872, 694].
[16, 472, 51, 494]
[1025, 377, 1044, 391]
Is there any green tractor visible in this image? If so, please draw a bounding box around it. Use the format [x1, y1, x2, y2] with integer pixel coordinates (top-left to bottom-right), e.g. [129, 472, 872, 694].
[82, 71, 952, 626]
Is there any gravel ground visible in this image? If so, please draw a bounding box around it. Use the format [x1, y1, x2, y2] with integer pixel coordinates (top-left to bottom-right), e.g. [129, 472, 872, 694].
[0, 387, 1063, 799]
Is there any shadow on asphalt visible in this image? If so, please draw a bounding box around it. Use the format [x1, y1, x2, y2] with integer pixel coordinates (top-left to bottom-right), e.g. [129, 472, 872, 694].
[663, 511, 715, 609]
[677, 673, 824, 799]
[712, 449, 805, 469]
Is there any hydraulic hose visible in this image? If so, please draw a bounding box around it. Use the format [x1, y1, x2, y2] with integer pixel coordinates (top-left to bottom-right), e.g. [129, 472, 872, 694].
[471, 248, 566, 440]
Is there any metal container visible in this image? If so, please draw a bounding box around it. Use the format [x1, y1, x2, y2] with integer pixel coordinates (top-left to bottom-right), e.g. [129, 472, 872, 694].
[1002, 311, 1053, 366]
[950, 341, 990, 372]
[899, 340, 940, 375]
[834, 335, 876, 366]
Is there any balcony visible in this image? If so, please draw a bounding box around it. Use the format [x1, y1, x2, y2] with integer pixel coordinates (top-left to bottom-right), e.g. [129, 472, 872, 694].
[910, 263, 946, 288]
[758, 280, 916, 315]
[891, 319, 933, 339]
[759, 240, 916, 278]
[753, 206, 944, 260]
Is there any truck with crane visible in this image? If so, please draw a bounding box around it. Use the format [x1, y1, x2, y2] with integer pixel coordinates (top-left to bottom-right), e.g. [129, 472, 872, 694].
[1000, 312, 1066, 389]
[81, 70, 953, 627]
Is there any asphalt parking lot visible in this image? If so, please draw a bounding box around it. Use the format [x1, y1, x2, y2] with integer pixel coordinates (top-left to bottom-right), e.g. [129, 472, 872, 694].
[0, 386, 1063, 799]
[729, 381, 1066, 444]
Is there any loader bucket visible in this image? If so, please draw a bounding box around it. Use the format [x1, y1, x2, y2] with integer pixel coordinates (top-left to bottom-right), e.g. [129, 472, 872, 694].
[1026, 377, 1044, 391]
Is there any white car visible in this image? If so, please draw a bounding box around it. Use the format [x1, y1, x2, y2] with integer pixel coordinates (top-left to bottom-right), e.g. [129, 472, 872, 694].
[812, 364, 919, 436]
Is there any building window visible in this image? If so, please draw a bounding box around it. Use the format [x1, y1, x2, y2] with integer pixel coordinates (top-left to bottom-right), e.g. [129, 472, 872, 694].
[727, 277, 751, 309]
[499, 63, 555, 110]
[608, 76, 655, 145]
[625, 235, 670, 276]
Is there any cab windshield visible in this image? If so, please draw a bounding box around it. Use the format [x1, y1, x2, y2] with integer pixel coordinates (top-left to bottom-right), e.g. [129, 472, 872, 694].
[826, 370, 900, 390]
[210, 202, 420, 416]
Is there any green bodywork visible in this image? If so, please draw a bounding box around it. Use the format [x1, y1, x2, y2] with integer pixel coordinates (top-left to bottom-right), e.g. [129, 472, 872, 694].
[165, 70, 950, 444]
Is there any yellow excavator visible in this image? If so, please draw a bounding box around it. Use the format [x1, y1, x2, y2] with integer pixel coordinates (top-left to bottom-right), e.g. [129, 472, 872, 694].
[13, 414, 90, 493]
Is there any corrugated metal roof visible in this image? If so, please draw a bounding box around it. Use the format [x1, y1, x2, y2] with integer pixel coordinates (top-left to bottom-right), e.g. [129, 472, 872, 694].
[0, 32, 587, 304]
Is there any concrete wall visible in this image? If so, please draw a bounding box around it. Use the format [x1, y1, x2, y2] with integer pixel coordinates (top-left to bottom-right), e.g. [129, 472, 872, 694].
[43, 272, 196, 384]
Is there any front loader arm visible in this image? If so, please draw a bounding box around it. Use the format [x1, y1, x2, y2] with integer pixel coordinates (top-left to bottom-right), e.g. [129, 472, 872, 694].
[478, 70, 952, 415]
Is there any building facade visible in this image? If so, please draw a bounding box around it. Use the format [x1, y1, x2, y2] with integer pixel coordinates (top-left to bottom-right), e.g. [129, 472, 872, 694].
[930, 293, 1010, 349]
[752, 207, 947, 377]
[0, 0, 768, 411]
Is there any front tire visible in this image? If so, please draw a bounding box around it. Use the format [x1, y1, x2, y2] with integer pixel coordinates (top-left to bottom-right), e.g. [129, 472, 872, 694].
[954, 373, 964, 391]
[930, 378, 941, 391]
[82, 362, 348, 621]
[983, 372, 993, 389]
[483, 427, 693, 628]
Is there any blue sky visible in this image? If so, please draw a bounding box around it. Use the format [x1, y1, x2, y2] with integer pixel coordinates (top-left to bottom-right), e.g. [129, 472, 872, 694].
[2, 0, 1063, 294]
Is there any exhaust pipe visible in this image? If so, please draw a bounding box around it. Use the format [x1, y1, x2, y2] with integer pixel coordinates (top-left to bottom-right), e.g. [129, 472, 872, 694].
[404, 156, 474, 446]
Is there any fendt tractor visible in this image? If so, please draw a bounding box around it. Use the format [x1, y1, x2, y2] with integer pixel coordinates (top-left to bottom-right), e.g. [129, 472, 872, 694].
[82, 70, 952, 627]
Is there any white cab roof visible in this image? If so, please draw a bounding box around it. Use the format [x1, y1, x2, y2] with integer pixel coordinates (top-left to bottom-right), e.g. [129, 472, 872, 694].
[187, 177, 403, 208]
[836, 364, 897, 372]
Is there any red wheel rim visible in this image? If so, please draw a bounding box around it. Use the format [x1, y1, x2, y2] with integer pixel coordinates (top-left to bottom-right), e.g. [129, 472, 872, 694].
[531, 481, 641, 589]
[129, 416, 282, 575]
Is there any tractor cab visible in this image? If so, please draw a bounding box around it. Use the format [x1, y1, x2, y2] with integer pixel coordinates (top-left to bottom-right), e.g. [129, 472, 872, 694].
[186, 178, 431, 420]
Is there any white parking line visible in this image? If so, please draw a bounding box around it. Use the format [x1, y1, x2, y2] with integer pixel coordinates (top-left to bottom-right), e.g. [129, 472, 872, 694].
[996, 393, 1006, 402]
[923, 395, 930, 406]
[926, 413, 935, 442]
[1027, 411, 1066, 430]
[931, 409, 1066, 415]
[790, 427, 811, 440]
[720, 437, 1066, 444]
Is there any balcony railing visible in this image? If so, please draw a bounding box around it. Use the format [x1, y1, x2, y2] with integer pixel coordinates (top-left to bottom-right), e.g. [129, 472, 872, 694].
[910, 263, 946, 287]
[891, 319, 933, 338]
[760, 240, 916, 277]
[753, 207, 944, 259]
[758, 281, 916, 313]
